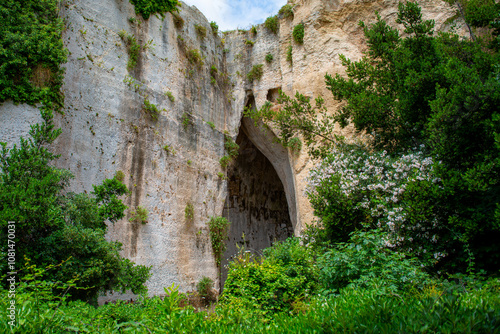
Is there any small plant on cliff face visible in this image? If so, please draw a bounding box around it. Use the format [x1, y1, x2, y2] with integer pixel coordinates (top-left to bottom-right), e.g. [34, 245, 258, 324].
[197, 276, 216, 303]
[279, 4, 294, 19]
[286, 45, 293, 65]
[185, 202, 194, 221]
[182, 112, 192, 130]
[143, 98, 162, 121]
[129, 0, 179, 20]
[118, 30, 143, 70]
[265, 53, 274, 63]
[245, 39, 255, 46]
[293, 23, 305, 44]
[187, 49, 203, 67]
[114, 170, 126, 182]
[210, 21, 218, 35]
[165, 91, 175, 102]
[265, 15, 279, 34]
[219, 155, 231, 168]
[207, 216, 231, 266]
[247, 64, 264, 82]
[163, 144, 176, 155]
[250, 25, 257, 36]
[130, 206, 148, 224]
[217, 172, 226, 180]
[194, 24, 207, 40]
[171, 12, 184, 28]
[207, 121, 216, 129]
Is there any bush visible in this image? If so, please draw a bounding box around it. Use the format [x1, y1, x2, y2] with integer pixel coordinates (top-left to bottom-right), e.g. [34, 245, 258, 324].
[265, 15, 279, 34]
[247, 64, 264, 82]
[265, 53, 274, 63]
[292, 23, 304, 44]
[197, 276, 216, 303]
[0, 0, 67, 111]
[194, 24, 207, 39]
[185, 202, 194, 220]
[171, 11, 184, 28]
[207, 216, 231, 266]
[129, 205, 148, 224]
[286, 45, 293, 64]
[210, 21, 218, 35]
[130, 0, 179, 19]
[279, 4, 294, 19]
[187, 49, 203, 67]
[318, 229, 431, 294]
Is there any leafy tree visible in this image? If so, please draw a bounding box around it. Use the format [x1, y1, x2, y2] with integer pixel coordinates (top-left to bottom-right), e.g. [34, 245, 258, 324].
[0, 110, 150, 303]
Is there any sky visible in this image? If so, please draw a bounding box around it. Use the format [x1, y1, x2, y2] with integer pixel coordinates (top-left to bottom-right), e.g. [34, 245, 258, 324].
[182, 0, 288, 31]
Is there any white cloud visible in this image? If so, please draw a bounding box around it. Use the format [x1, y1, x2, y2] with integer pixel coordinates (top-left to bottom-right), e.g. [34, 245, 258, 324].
[182, 0, 287, 31]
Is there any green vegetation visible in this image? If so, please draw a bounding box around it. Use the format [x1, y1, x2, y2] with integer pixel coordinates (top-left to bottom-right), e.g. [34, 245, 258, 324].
[279, 4, 294, 19]
[264, 15, 279, 34]
[250, 25, 257, 36]
[207, 216, 231, 266]
[163, 144, 176, 155]
[114, 170, 126, 182]
[265, 53, 274, 63]
[244, 39, 255, 46]
[210, 21, 218, 35]
[247, 64, 264, 82]
[118, 30, 142, 70]
[187, 49, 203, 67]
[0, 0, 67, 112]
[143, 98, 162, 121]
[165, 90, 175, 102]
[129, 205, 148, 224]
[0, 111, 150, 304]
[194, 24, 207, 40]
[171, 11, 184, 28]
[207, 121, 216, 129]
[219, 155, 231, 168]
[286, 45, 292, 64]
[217, 172, 226, 179]
[196, 276, 216, 303]
[181, 112, 192, 129]
[185, 202, 194, 220]
[129, 0, 179, 19]
[292, 23, 304, 44]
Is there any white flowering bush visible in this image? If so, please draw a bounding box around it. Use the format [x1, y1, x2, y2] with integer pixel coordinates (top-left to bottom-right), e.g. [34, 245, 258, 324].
[307, 145, 451, 266]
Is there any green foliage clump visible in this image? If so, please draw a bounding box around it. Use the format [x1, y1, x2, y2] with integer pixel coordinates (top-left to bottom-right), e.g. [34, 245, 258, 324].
[224, 133, 239, 159]
[222, 238, 318, 316]
[143, 98, 162, 121]
[165, 90, 175, 102]
[244, 39, 255, 46]
[210, 21, 219, 35]
[292, 23, 304, 44]
[219, 155, 231, 168]
[250, 25, 258, 36]
[163, 144, 176, 155]
[265, 15, 279, 34]
[207, 216, 231, 266]
[118, 30, 142, 70]
[265, 53, 274, 63]
[318, 230, 430, 294]
[114, 170, 126, 182]
[286, 45, 293, 64]
[185, 202, 194, 220]
[279, 4, 294, 19]
[129, 0, 179, 19]
[129, 205, 148, 224]
[187, 49, 203, 67]
[181, 112, 192, 129]
[207, 121, 216, 129]
[286, 137, 302, 153]
[197, 276, 216, 303]
[0, 111, 150, 303]
[0, 0, 67, 111]
[171, 11, 184, 28]
[194, 24, 207, 39]
[247, 64, 264, 82]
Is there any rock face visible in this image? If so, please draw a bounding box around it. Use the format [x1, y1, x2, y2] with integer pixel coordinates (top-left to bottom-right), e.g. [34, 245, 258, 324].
[0, 0, 463, 298]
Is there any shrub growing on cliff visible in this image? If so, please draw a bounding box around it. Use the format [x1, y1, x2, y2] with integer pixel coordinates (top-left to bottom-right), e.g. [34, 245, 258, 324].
[195, 24, 207, 40]
[130, 0, 179, 19]
[265, 15, 279, 34]
[210, 21, 219, 35]
[279, 4, 294, 20]
[207, 216, 231, 266]
[293, 23, 305, 44]
[247, 64, 264, 82]
[0, 0, 67, 111]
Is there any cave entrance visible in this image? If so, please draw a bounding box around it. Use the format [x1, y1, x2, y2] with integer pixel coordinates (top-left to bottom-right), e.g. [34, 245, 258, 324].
[221, 95, 296, 286]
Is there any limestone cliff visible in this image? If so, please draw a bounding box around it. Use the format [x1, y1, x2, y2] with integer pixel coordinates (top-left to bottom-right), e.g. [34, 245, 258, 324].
[0, 0, 464, 298]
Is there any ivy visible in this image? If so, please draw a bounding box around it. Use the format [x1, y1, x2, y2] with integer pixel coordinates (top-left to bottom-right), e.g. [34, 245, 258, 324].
[0, 0, 67, 111]
[129, 0, 180, 20]
[207, 216, 231, 266]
